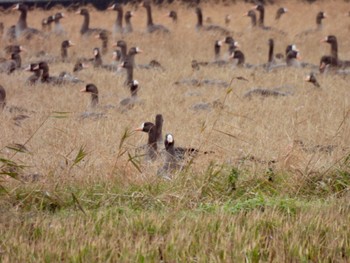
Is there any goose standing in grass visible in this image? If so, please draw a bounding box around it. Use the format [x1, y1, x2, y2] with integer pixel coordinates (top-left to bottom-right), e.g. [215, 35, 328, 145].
[92, 48, 103, 68]
[81, 83, 99, 108]
[141, 1, 170, 34]
[108, 4, 123, 35]
[195, 7, 230, 35]
[296, 11, 326, 38]
[13, 4, 43, 39]
[0, 85, 6, 110]
[124, 11, 134, 33]
[76, 8, 108, 36]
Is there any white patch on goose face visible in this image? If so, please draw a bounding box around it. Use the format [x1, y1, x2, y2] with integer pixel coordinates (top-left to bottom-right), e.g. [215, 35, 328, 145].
[234, 41, 239, 47]
[217, 40, 223, 46]
[136, 47, 142, 53]
[93, 49, 98, 56]
[166, 134, 174, 143]
[133, 80, 139, 86]
[305, 75, 311, 82]
[283, 8, 288, 13]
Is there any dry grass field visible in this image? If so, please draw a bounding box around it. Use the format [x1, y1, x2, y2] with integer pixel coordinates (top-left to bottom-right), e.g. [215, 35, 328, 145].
[0, 0, 349, 261]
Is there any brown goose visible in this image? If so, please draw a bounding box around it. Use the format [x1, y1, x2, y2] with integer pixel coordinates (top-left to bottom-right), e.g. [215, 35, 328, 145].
[296, 11, 326, 37]
[73, 61, 89, 72]
[35, 61, 77, 85]
[76, 8, 108, 36]
[108, 3, 123, 35]
[0, 53, 21, 74]
[167, 11, 177, 23]
[61, 40, 74, 62]
[42, 15, 54, 31]
[244, 10, 257, 27]
[25, 63, 41, 85]
[125, 47, 142, 68]
[124, 11, 134, 33]
[4, 45, 26, 55]
[13, 4, 43, 39]
[157, 134, 178, 179]
[141, 1, 170, 34]
[0, 85, 6, 110]
[275, 7, 287, 20]
[135, 122, 158, 161]
[96, 31, 108, 55]
[119, 60, 134, 86]
[120, 80, 140, 108]
[114, 40, 128, 62]
[254, 4, 286, 34]
[81, 83, 98, 108]
[195, 7, 230, 35]
[320, 35, 350, 69]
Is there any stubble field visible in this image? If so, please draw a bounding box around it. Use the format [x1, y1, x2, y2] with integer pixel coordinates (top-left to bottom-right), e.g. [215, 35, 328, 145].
[0, 0, 349, 262]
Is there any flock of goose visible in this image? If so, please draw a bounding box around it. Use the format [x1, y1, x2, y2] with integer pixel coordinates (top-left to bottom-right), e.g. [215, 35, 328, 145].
[0, 1, 348, 179]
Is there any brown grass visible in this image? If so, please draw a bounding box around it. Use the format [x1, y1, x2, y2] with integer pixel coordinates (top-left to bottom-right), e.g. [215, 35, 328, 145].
[0, 1, 349, 262]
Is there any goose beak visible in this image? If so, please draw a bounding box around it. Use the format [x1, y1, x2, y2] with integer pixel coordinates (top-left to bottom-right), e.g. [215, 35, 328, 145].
[24, 65, 31, 71]
[75, 10, 81, 15]
[320, 37, 328, 43]
[107, 4, 115, 10]
[242, 12, 248, 17]
[12, 4, 19, 10]
[80, 88, 86, 92]
[305, 75, 311, 82]
[134, 127, 143, 131]
[68, 41, 75, 46]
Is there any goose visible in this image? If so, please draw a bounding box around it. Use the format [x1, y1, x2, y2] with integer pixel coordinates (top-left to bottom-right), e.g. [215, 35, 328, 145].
[24, 63, 41, 85]
[108, 3, 123, 35]
[254, 4, 287, 34]
[61, 40, 74, 62]
[76, 8, 108, 36]
[195, 7, 231, 35]
[120, 80, 140, 108]
[124, 11, 134, 33]
[135, 122, 158, 161]
[81, 83, 99, 108]
[0, 85, 6, 110]
[275, 7, 287, 20]
[305, 73, 320, 88]
[141, 1, 170, 34]
[35, 62, 78, 85]
[244, 10, 257, 27]
[96, 31, 108, 55]
[296, 11, 326, 37]
[167, 11, 177, 23]
[0, 53, 21, 74]
[53, 12, 65, 35]
[13, 4, 44, 39]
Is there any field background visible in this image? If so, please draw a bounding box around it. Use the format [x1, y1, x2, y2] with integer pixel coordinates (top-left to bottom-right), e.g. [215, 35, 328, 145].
[0, 0, 349, 262]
